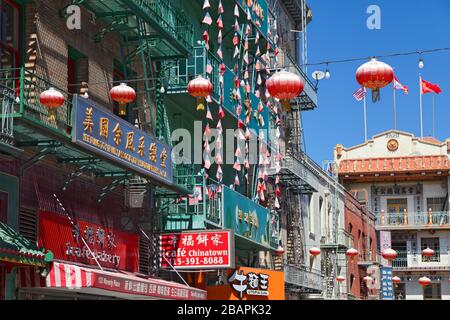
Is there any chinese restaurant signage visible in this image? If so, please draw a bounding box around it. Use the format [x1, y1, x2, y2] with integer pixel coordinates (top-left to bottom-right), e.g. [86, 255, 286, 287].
[206, 267, 285, 300]
[159, 230, 234, 269]
[94, 273, 207, 300]
[222, 186, 272, 248]
[38, 211, 139, 272]
[72, 96, 173, 185]
[380, 266, 394, 300]
[229, 269, 269, 299]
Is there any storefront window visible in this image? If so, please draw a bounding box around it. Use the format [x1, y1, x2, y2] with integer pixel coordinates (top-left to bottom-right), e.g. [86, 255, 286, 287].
[0, 0, 20, 69]
[423, 283, 441, 300]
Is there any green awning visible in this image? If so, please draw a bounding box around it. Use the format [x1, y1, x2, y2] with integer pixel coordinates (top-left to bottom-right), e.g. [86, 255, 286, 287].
[0, 221, 53, 268]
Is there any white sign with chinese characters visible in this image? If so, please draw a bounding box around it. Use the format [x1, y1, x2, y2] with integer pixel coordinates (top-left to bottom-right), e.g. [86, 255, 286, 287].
[228, 270, 270, 299]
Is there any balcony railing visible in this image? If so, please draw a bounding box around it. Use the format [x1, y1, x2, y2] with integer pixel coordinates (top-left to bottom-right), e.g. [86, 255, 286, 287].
[376, 210, 450, 228]
[163, 46, 269, 136]
[283, 264, 323, 292]
[391, 250, 447, 269]
[279, 49, 318, 111]
[164, 46, 221, 101]
[126, 0, 194, 52]
[0, 67, 72, 139]
[159, 171, 278, 249]
[321, 228, 353, 248]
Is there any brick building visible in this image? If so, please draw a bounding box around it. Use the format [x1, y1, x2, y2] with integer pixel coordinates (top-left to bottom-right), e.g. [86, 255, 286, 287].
[344, 190, 378, 299]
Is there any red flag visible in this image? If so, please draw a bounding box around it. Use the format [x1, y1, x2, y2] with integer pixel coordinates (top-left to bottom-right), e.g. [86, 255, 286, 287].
[421, 79, 442, 95]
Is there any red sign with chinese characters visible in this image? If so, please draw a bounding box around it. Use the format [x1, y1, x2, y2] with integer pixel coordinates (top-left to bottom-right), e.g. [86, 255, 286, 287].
[38, 211, 139, 272]
[94, 273, 207, 300]
[159, 230, 234, 269]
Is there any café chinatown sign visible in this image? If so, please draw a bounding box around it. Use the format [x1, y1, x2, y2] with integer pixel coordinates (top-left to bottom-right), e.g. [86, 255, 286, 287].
[159, 230, 234, 269]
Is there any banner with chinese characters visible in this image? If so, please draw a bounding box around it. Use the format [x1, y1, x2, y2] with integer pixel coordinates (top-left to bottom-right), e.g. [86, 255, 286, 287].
[38, 211, 139, 272]
[206, 267, 285, 300]
[159, 230, 234, 269]
[380, 266, 394, 300]
[72, 95, 173, 185]
[222, 186, 272, 248]
[379, 231, 392, 266]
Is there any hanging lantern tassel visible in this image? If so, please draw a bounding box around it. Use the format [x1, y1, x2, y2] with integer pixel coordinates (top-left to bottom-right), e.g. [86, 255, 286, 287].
[196, 97, 206, 112]
[281, 100, 292, 112]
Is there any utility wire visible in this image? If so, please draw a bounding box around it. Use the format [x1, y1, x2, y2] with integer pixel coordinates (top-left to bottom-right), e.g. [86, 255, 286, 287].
[300, 47, 450, 67]
[65, 46, 450, 89]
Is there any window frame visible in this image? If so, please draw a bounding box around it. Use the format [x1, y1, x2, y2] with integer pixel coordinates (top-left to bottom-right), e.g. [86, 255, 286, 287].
[0, 0, 21, 69]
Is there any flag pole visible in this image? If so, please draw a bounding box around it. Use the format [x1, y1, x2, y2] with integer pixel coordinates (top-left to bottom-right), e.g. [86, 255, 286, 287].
[419, 74, 423, 138]
[364, 91, 368, 142]
[432, 94, 435, 137]
[393, 87, 397, 130]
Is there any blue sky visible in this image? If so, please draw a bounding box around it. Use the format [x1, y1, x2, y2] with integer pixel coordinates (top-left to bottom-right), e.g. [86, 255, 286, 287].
[303, 0, 450, 165]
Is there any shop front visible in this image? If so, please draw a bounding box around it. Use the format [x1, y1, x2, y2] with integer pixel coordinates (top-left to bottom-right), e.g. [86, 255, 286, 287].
[0, 92, 202, 299]
[206, 267, 285, 300]
[13, 205, 206, 300]
[0, 220, 53, 300]
[17, 261, 206, 300]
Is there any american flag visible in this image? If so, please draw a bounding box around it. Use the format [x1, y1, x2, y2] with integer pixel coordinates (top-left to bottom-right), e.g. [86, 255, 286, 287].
[353, 86, 366, 101]
[393, 76, 409, 94]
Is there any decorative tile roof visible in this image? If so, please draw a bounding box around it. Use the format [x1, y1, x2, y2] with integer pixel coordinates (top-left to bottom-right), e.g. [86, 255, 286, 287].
[0, 221, 52, 267]
[338, 155, 450, 175]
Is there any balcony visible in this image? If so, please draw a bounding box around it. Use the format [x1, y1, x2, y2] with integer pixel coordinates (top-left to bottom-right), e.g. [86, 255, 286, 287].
[0, 67, 189, 194]
[0, 68, 71, 140]
[320, 228, 353, 249]
[284, 264, 323, 293]
[278, 49, 318, 111]
[157, 170, 279, 250]
[78, 0, 193, 57]
[375, 210, 450, 230]
[163, 46, 269, 136]
[391, 251, 450, 271]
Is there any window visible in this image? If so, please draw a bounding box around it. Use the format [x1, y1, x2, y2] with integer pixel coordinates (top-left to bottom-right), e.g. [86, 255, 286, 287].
[424, 283, 441, 300]
[348, 223, 353, 233]
[0, 0, 20, 69]
[387, 198, 408, 225]
[426, 197, 446, 212]
[421, 237, 440, 262]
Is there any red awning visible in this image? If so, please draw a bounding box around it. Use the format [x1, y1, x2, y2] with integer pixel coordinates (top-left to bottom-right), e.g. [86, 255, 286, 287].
[18, 262, 206, 300]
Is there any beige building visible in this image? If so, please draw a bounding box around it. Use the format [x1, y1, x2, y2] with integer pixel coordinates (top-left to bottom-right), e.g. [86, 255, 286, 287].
[334, 130, 450, 300]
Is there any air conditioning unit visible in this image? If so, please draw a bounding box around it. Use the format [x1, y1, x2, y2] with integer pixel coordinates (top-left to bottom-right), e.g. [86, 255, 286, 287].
[124, 177, 147, 208]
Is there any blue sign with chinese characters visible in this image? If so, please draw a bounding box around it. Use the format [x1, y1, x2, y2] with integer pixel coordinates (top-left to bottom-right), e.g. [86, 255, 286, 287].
[72, 96, 173, 185]
[222, 186, 272, 248]
[381, 266, 394, 300]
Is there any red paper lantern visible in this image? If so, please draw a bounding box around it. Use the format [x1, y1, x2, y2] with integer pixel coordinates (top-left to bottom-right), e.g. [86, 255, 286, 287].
[110, 83, 136, 116]
[266, 71, 304, 112]
[422, 247, 435, 257]
[346, 248, 359, 260]
[418, 276, 431, 287]
[336, 275, 345, 283]
[187, 76, 213, 112]
[382, 248, 398, 261]
[274, 245, 285, 256]
[356, 58, 394, 102]
[392, 276, 401, 284]
[39, 87, 65, 121]
[309, 247, 321, 257]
